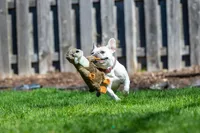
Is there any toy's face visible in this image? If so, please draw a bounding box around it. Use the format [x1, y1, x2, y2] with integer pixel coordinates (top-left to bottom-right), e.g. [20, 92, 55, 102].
[66, 48, 84, 64]
[67, 48, 83, 59]
[71, 49, 83, 58]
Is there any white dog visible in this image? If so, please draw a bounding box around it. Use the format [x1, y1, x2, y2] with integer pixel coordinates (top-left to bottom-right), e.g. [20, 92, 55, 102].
[91, 38, 130, 101]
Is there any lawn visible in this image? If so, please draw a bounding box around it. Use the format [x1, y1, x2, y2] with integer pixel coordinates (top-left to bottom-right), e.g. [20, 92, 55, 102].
[0, 88, 200, 133]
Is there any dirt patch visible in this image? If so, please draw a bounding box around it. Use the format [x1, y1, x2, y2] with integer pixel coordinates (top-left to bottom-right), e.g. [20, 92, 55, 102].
[1, 66, 200, 90]
[130, 65, 200, 90]
[0, 72, 84, 89]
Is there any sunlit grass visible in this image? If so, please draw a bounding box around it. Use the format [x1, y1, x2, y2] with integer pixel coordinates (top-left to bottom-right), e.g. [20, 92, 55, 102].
[0, 88, 200, 133]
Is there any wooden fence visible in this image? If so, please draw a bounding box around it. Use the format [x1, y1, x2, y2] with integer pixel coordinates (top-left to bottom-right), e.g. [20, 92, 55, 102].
[0, 0, 200, 77]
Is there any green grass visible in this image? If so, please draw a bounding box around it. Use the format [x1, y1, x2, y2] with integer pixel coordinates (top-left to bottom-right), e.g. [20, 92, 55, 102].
[0, 88, 200, 133]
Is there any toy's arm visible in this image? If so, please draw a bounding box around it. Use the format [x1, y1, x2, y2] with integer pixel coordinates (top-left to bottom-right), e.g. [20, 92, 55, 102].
[66, 52, 74, 63]
[79, 56, 90, 67]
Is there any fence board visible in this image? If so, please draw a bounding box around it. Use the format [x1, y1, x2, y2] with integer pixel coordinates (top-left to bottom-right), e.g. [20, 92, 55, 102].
[144, 0, 161, 71]
[29, 13, 34, 56]
[37, 0, 53, 74]
[28, 12, 35, 74]
[92, 8, 97, 43]
[113, 5, 118, 58]
[80, 0, 93, 56]
[16, 0, 31, 75]
[0, 36, 3, 77]
[113, 6, 118, 43]
[7, 10, 14, 74]
[188, 0, 200, 65]
[101, 0, 115, 45]
[0, 0, 11, 77]
[8, 0, 129, 9]
[124, 0, 137, 73]
[70, 9, 76, 72]
[167, 0, 182, 70]
[0, 0, 196, 76]
[57, 0, 76, 72]
[49, 11, 55, 71]
[71, 9, 76, 47]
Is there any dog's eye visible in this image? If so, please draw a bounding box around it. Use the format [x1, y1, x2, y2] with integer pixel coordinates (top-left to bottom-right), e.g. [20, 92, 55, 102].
[100, 51, 105, 54]
[75, 50, 79, 53]
[91, 52, 94, 55]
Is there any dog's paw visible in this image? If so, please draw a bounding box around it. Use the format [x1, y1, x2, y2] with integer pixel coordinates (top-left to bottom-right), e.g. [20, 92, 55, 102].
[96, 92, 101, 97]
[115, 97, 121, 101]
[122, 90, 129, 96]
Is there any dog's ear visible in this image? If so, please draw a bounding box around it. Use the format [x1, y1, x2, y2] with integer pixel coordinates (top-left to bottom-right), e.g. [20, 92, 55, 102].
[107, 38, 116, 53]
[91, 43, 97, 55]
[92, 43, 97, 50]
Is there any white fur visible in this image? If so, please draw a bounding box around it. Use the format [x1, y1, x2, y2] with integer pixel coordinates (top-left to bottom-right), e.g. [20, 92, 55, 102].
[91, 38, 130, 101]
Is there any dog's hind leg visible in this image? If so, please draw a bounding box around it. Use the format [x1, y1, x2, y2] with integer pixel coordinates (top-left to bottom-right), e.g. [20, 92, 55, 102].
[122, 74, 130, 96]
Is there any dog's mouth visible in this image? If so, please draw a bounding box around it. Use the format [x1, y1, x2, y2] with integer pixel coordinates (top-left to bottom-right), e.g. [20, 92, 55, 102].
[95, 57, 108, 64]
[101, 57, 108, 60]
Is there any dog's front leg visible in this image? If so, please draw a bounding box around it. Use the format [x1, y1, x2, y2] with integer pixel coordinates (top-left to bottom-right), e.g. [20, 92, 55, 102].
[107, 87, 121, 101]
[104, 76, 121, 101]
[106, 79, 121, 101]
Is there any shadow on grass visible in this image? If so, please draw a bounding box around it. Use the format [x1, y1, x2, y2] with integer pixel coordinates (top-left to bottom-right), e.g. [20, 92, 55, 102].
[28, 95, 107, 109]
[132, 88, 200, 100]
[119, 101, 200, 133]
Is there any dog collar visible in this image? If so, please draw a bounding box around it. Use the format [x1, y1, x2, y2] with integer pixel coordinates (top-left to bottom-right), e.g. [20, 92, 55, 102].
[99, 58, 116, 73]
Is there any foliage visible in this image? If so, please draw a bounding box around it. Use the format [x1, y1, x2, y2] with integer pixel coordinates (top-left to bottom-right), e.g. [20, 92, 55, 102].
[0, 88, 200, 133]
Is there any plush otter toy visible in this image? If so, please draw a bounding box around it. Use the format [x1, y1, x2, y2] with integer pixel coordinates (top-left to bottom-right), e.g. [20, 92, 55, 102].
[66, 48, 110, 97]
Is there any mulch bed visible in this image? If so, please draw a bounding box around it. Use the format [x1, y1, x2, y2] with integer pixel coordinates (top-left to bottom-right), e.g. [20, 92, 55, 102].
[1, 66, 200, 90]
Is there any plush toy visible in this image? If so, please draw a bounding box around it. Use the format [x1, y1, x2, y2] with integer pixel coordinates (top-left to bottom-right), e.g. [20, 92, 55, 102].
[66, 48, 110, 97]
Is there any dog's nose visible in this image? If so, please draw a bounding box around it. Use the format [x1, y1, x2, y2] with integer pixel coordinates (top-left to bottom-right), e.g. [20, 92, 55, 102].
[93, 52, 99, 57]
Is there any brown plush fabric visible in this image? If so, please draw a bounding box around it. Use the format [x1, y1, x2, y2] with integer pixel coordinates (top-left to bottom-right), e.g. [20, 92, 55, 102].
[66, 49, 107, 93]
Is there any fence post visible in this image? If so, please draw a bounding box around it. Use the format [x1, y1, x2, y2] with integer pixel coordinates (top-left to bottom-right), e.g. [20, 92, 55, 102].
[16, 0, 32, 75]
[57, 0, 76, 72]
[167, 0, 182, 70]
[37, 0, 53, 74]
[0, 36, 3, 77]
[144, 0, 161, 71]
[80, 0, 93, 56]
[0, 0, 11, 77]
[101, 0, 116, 45]
[124, 0, 137, 74]
[188, 0, 200, 65]
[92, 8, 97, 44]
